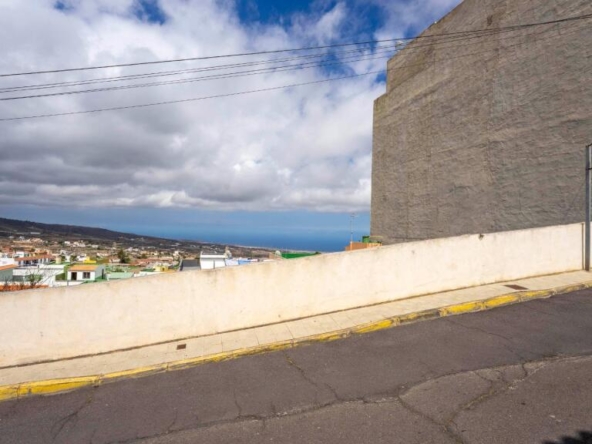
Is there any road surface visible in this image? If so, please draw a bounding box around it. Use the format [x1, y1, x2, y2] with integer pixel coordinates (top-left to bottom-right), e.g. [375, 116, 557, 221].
[1, 289, 592, 443]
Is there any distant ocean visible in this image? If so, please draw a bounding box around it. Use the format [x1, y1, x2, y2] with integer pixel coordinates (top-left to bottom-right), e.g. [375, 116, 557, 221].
[180, 231, 350, 253]
[126, 224, 356, 252]
[1, 207, 370, 253]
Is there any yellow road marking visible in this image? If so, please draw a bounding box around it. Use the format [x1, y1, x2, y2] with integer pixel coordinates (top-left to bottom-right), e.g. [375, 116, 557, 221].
[2, 280, 591, 403]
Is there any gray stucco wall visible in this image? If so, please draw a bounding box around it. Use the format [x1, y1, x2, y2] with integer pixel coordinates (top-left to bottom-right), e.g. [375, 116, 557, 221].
[0, 268, 14, 283]
[371, 0, 592, 244]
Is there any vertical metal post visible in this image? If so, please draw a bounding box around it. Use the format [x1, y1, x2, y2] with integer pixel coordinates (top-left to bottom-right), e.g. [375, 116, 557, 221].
[348, 213, 358, 251]
[586, 145, 592, 271]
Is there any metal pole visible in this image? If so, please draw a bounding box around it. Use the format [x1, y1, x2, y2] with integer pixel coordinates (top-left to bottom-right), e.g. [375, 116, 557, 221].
[349, 213, 358, 248]
[586, 145, 592, 271]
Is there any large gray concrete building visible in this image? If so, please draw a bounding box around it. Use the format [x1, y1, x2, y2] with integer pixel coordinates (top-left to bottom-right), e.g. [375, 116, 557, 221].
[371, 0, 591, 244]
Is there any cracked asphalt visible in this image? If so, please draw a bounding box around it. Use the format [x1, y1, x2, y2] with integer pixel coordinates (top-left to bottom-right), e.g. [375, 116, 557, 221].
[1, 289, 592, 444]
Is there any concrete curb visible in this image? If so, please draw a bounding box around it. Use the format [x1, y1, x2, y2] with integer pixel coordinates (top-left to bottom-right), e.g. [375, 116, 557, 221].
[1, 280, 590, 403]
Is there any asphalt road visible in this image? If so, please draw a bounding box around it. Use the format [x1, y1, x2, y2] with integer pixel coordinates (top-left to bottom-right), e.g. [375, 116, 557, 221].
[1, 289, 592, 444]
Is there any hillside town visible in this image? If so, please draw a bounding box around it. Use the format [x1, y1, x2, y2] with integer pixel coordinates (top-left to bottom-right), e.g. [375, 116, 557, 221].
[0, 216, 382, 291]
[0, 231, 281, 291]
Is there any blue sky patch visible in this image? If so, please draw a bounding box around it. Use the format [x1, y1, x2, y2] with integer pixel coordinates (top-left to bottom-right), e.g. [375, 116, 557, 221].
[54, 1, 73, 12]
[236, 0, 315, 25]
[236, 0, 383, 40]
[134, 0, 167, 25]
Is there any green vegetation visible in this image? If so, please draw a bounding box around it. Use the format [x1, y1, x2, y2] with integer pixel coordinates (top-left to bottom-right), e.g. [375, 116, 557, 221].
[117, 249, 131, 264]
[281, 252, 321, 259]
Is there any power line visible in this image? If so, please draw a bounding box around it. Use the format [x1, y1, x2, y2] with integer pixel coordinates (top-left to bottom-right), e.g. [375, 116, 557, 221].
[0, 31, 502, 94]
[1, 12, 590, 78]
[0, 30, 501, 92]
[1, 17, 582, 100]
[0, 29, 533, 94]
[2, 12, 586, 94]
[0, 50, 397, 101]
[0, 43, 400, 93]
[0, 70, 385, 122]
[0, 17, 585, 122]
[0, 27, 539, 92]
[0, 28, 540, 94]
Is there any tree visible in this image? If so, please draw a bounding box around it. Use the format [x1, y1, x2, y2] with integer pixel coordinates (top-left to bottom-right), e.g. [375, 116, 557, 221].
[26, 272, 43, 289]
[117, 249, 130, 264]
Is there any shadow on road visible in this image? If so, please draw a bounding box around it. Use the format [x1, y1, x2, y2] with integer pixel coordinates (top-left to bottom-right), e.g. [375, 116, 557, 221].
[543, 431, 592, 444]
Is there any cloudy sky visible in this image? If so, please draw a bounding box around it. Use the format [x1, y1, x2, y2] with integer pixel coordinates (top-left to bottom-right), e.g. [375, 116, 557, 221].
[0, 0, 460, 250]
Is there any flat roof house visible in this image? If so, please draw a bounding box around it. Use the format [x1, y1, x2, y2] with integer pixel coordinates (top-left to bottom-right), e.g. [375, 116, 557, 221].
[68, 264, 105, 282]
[15, 254, 52, 267]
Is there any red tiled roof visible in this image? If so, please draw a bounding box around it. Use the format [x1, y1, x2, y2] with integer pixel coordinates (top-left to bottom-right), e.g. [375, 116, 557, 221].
[15, 255, 52, 262]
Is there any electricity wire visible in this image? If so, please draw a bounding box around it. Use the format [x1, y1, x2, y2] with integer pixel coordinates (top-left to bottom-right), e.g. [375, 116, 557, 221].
[0, 18, 582, 100]
[0, 13, 588, 121]
[0, 70, 385, 121]
[0, 50, 398, 101]
[1, 13, 587, 95]
[1, 12, 589, 78]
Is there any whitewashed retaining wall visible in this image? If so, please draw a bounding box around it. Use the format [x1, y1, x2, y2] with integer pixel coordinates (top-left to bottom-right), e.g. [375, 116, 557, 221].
[0, 223, 584, 366]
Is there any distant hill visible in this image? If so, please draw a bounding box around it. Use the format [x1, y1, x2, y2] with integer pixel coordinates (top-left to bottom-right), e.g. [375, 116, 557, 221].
[0, 217, 273, 255]
[0, 217, 179, 244]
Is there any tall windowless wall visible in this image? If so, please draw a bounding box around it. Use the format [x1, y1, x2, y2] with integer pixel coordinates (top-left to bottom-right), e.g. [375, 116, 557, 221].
[371, 0, 592, 244]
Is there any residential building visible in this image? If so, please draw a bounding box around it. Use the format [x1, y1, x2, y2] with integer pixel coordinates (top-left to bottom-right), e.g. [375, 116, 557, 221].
[14, 254, 53, 267]
[180, 259, 200, 271]
[0, 263, 16, 283]
[13, 264, 65, 287]
[68, 264, 105, 282]
[199, 254, 227, 270]
[345, 242, 381, 252]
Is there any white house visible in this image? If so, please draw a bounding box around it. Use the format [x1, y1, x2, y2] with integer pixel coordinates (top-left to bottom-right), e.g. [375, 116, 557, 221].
[200, 247, 235, 270]
[200, 253, 227, 270]
[68, 264, 105, 282]
[13, 264, 65, 288]
[15, 254, 53, 267]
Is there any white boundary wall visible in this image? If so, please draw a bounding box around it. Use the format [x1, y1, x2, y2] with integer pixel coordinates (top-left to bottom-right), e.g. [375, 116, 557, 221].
[0, 223, 584, 367]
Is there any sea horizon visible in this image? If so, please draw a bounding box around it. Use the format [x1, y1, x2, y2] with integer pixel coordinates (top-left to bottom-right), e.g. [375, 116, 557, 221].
[173, 230, 352, 253]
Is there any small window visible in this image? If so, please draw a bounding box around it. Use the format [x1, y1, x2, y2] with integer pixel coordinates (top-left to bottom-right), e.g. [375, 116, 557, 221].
[83, 272, 91, 279]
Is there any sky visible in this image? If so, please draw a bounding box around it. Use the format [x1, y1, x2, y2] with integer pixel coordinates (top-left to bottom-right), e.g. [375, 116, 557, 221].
[0, 0, 461, 251]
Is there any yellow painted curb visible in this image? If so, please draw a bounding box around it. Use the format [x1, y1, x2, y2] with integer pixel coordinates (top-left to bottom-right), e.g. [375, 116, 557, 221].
[0, 385, 18, 402]
[17, 376, 99, 398]
[439, 301, 483, 316]
[397, 309, 440, 325]
[353, 319, 394, 334]
[1, 279, 591, 404]
[483, 294, 520, 308]
[103, 363, 167, 382]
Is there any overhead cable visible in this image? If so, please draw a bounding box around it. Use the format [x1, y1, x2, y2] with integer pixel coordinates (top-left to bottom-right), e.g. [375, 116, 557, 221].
[0, 51, 397, 101]
[1, 12, 589, 78]
[0, 69, 386, 121]
[1, 19, 582, 99]
[0, 18, 586, 121]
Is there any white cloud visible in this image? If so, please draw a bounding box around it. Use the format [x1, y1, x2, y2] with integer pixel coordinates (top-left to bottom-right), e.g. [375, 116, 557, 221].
[371, 0, 462, 40]
[0, 0, 460, 213]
